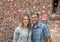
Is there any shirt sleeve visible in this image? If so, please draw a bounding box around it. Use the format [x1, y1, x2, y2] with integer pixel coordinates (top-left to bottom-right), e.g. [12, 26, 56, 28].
[43, 24, 50, 37]
[13, 28, 19, 42]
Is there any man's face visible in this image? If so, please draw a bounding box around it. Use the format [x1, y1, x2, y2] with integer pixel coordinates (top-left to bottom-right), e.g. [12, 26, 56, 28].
[31, 14, 39, 24]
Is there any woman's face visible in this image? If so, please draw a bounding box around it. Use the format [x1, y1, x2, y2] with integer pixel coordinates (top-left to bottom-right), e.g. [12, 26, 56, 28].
[23, 16, 29, 26]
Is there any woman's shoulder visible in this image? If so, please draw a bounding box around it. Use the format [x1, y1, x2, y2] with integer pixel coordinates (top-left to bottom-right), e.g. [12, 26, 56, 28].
[14, 26, 23, 34]
[15, 26, 22, 32]
[15, 26, 20, 30]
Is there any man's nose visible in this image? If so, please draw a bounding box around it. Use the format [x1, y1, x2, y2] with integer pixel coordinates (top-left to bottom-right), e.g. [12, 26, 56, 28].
[24, 19, 27, 21]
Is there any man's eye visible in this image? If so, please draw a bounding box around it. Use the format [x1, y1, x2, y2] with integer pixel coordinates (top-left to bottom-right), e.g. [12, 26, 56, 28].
[33, 17, 36, 18]
[24, 19, 29, 20]
[34, 17, 36, 18]
[32, 17, 36, 18]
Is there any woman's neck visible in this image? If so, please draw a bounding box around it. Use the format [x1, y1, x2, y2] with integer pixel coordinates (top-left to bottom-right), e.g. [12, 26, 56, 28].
[23, 25, 27, 28]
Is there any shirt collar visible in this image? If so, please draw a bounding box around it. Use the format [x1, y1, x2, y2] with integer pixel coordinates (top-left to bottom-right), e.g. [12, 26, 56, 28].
[32, 22, 40, 29]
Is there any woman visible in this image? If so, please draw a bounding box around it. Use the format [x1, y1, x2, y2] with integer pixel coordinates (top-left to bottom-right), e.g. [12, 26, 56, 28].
[13, 15, 31, 42]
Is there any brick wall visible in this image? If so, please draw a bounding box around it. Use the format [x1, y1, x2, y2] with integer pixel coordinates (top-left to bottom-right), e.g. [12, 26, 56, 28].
[0, 0, 60, 42]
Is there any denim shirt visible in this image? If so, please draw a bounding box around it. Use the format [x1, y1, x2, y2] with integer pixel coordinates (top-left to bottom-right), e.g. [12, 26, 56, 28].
[31, 22, 50, 42]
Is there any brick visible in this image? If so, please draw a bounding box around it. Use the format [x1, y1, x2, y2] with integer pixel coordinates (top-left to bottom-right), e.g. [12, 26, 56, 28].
[0, 0, 60, 42]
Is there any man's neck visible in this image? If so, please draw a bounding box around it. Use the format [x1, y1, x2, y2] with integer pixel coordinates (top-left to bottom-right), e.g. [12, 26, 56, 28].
[34, 22, 38, 26]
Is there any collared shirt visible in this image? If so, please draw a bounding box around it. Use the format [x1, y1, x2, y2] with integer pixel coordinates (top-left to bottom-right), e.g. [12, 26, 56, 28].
[31, 22, 50, 42]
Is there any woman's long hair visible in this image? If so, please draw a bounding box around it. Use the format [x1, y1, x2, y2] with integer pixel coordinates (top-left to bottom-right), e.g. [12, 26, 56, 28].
[19, 14, 31, 30]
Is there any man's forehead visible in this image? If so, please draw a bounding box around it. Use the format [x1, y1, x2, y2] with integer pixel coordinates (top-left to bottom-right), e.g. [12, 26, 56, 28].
[31, 14, 37, 17]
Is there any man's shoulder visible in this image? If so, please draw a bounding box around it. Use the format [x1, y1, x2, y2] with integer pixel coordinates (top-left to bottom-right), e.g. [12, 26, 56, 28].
[38, 22, 49, 30]
[38, 22, 48, 29]
[38, 22, 46, 26]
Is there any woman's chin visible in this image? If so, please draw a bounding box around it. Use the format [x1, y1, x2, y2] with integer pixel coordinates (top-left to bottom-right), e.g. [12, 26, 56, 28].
[24, 24, 28, 26]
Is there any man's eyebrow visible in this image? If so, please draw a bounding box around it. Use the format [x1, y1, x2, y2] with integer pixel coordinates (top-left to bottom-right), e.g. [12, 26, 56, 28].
[31, 16, 36, 17]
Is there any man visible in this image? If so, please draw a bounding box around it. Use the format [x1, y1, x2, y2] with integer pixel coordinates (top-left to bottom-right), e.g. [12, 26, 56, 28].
[31, 12, 52, 42]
